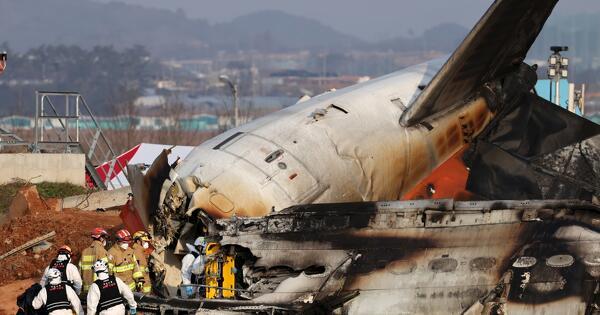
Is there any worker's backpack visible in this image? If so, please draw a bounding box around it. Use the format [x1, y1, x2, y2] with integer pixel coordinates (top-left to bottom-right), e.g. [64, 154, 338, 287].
[16, 283, 48, 315]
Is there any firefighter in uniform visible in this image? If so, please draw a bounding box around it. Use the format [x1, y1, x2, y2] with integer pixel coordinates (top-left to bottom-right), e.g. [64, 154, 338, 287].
[80, 227, 111, 293]
[87, 260, 137, 315]
[40, 245, 83, 294]
[33, 268, 83, 315]
[132, 230, 152, 293]
[108, 229, 144, 291]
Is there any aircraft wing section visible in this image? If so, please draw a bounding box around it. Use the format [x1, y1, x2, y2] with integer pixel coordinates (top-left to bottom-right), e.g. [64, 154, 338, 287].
[400, 0, 558, 126]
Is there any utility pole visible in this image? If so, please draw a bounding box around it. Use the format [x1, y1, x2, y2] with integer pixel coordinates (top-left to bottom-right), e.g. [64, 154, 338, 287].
[219, 75, 239, 128]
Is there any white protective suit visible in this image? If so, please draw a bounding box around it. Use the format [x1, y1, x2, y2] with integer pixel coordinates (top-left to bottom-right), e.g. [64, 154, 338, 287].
[32, 283, 83, 315]
[86, 272, 137, 315]
[181, 243, 206, 298]
[40, 262, 83, 294]
[181, 244, 206, 284]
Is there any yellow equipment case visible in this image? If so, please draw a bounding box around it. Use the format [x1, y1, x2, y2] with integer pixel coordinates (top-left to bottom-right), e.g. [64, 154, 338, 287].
[204, 242, 236, 299]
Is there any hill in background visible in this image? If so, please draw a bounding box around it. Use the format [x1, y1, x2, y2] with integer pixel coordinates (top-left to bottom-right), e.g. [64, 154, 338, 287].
[0, 0, 466, 58]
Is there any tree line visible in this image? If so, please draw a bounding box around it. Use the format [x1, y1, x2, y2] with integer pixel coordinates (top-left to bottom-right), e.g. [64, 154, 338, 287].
[0, 44, 158, 116]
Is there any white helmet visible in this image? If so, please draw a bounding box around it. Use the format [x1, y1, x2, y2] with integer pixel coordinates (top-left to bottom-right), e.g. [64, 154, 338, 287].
[47, 268, 62, 285]
[47, 268, 61, 280]
[193, 236, 206, 247]
[93, 259, 108, 273]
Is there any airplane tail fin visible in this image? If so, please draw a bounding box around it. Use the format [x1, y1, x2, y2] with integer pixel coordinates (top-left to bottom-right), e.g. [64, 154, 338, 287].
[465, 94, 600, 200]
[401, 0, 558, 126]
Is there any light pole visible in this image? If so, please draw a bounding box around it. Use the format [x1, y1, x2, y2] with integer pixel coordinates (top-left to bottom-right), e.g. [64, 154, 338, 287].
[219, 75, 239, 128]
[548, 46, 569, 106]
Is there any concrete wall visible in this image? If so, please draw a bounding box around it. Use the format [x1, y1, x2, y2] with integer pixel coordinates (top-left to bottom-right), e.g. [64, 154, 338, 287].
[62, 186, 130, 211]
[0, 153, 86, 186]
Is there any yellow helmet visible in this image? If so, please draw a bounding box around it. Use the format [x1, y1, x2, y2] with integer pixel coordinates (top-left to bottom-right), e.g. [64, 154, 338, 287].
[133, 230, 151, 242]
[205, 242, 221, 255]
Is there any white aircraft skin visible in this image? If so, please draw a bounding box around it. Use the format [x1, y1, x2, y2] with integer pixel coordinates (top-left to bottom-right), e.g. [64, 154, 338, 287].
[164, 58, 493, 219]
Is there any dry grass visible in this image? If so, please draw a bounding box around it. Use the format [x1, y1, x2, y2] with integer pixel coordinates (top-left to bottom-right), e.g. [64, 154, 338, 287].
[0, 180, 88, 213]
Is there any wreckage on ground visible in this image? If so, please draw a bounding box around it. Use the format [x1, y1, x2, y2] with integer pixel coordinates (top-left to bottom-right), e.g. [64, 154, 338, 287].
[125, 0, 600, 313]
[135, 199, 600, 314]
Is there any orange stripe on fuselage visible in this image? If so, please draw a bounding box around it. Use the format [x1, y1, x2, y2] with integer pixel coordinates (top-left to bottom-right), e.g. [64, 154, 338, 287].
[402, 146, 474, 201]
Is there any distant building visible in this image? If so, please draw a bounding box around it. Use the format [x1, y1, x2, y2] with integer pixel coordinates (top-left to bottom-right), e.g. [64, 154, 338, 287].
[134, 95, 166, 107]
[0, 114, 219, 132]
[268, 74, 369, 96]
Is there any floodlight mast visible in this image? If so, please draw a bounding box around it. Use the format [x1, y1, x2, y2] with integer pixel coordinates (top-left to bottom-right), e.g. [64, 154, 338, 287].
[548, 46, 569, 105]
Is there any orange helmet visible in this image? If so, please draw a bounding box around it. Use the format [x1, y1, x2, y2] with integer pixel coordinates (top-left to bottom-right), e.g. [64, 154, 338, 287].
[58, 245, 72, 255]
[115, 229, 132, 242]
[91, 227, 108, 239]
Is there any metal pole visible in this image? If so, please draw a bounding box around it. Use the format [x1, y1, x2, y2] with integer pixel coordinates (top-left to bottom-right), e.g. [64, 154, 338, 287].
[34, 91, 39, 152]
[40, 95, 45, 142]
[233, 84, 239, 127]
[218, 75, 239, 128]
[581, 84, 586, 115]
[555, 71, 561, 106]
[76, 95, 80, 142]
[65, 94, 69, 151]
[568, 83, 575, 113]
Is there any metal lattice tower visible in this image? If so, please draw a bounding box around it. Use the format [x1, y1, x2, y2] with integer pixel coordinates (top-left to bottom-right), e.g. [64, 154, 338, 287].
[33, 91, 127, 190]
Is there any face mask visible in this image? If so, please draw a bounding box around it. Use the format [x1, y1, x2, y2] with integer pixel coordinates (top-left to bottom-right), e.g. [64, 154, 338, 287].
[57, 254, 69, 261]
[119, 243, 129, 250]
[142, 242, 149, 249]
[49, 277, 62, 285]
[96, 271, 109, 280]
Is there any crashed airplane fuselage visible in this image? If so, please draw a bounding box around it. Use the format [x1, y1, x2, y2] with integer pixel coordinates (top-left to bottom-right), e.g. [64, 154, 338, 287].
[128, 0, 600, 313]
[162, 59, 491, 218]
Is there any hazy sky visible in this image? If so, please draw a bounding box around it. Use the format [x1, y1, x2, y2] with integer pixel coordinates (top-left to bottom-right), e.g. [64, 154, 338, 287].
[93, 0, 600, 41]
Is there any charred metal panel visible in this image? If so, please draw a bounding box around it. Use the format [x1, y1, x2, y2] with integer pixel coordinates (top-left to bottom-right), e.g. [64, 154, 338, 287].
[207, 200, 600, 314]
[425, 209, 522, 228]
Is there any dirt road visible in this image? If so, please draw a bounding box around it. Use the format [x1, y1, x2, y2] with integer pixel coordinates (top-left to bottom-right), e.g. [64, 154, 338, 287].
[0, 278, 34, 315]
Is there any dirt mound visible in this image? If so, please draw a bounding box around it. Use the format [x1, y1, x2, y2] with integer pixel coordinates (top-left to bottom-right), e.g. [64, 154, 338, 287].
[0, 207, 123, 286]
[7, 185, 48, 219]
[0, 278, 34, 315]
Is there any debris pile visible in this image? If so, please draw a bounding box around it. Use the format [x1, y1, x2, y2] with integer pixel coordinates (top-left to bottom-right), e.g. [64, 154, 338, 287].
[0, 185, 123, 285]
[7, 185, 59, 219]
[534, 136, 600, 199]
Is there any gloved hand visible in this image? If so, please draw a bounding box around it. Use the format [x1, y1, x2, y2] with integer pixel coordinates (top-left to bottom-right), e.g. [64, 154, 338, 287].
[136, 281, 144, 292]
[130, 307, 137, 315]
[185, 285, 194, 297]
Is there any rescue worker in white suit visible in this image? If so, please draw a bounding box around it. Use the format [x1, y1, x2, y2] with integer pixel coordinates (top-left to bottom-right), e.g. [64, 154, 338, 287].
[40, 245, 83, 294]
[32, 268, 84, 315]
[87, 259, 137, 315]
[181, 236, 206, 298]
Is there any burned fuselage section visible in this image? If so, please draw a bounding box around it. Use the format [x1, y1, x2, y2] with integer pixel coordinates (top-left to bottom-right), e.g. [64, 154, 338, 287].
[130, 151, 600, 313]
[122, 0, 600, 311]
[159, 199, 600, 314]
